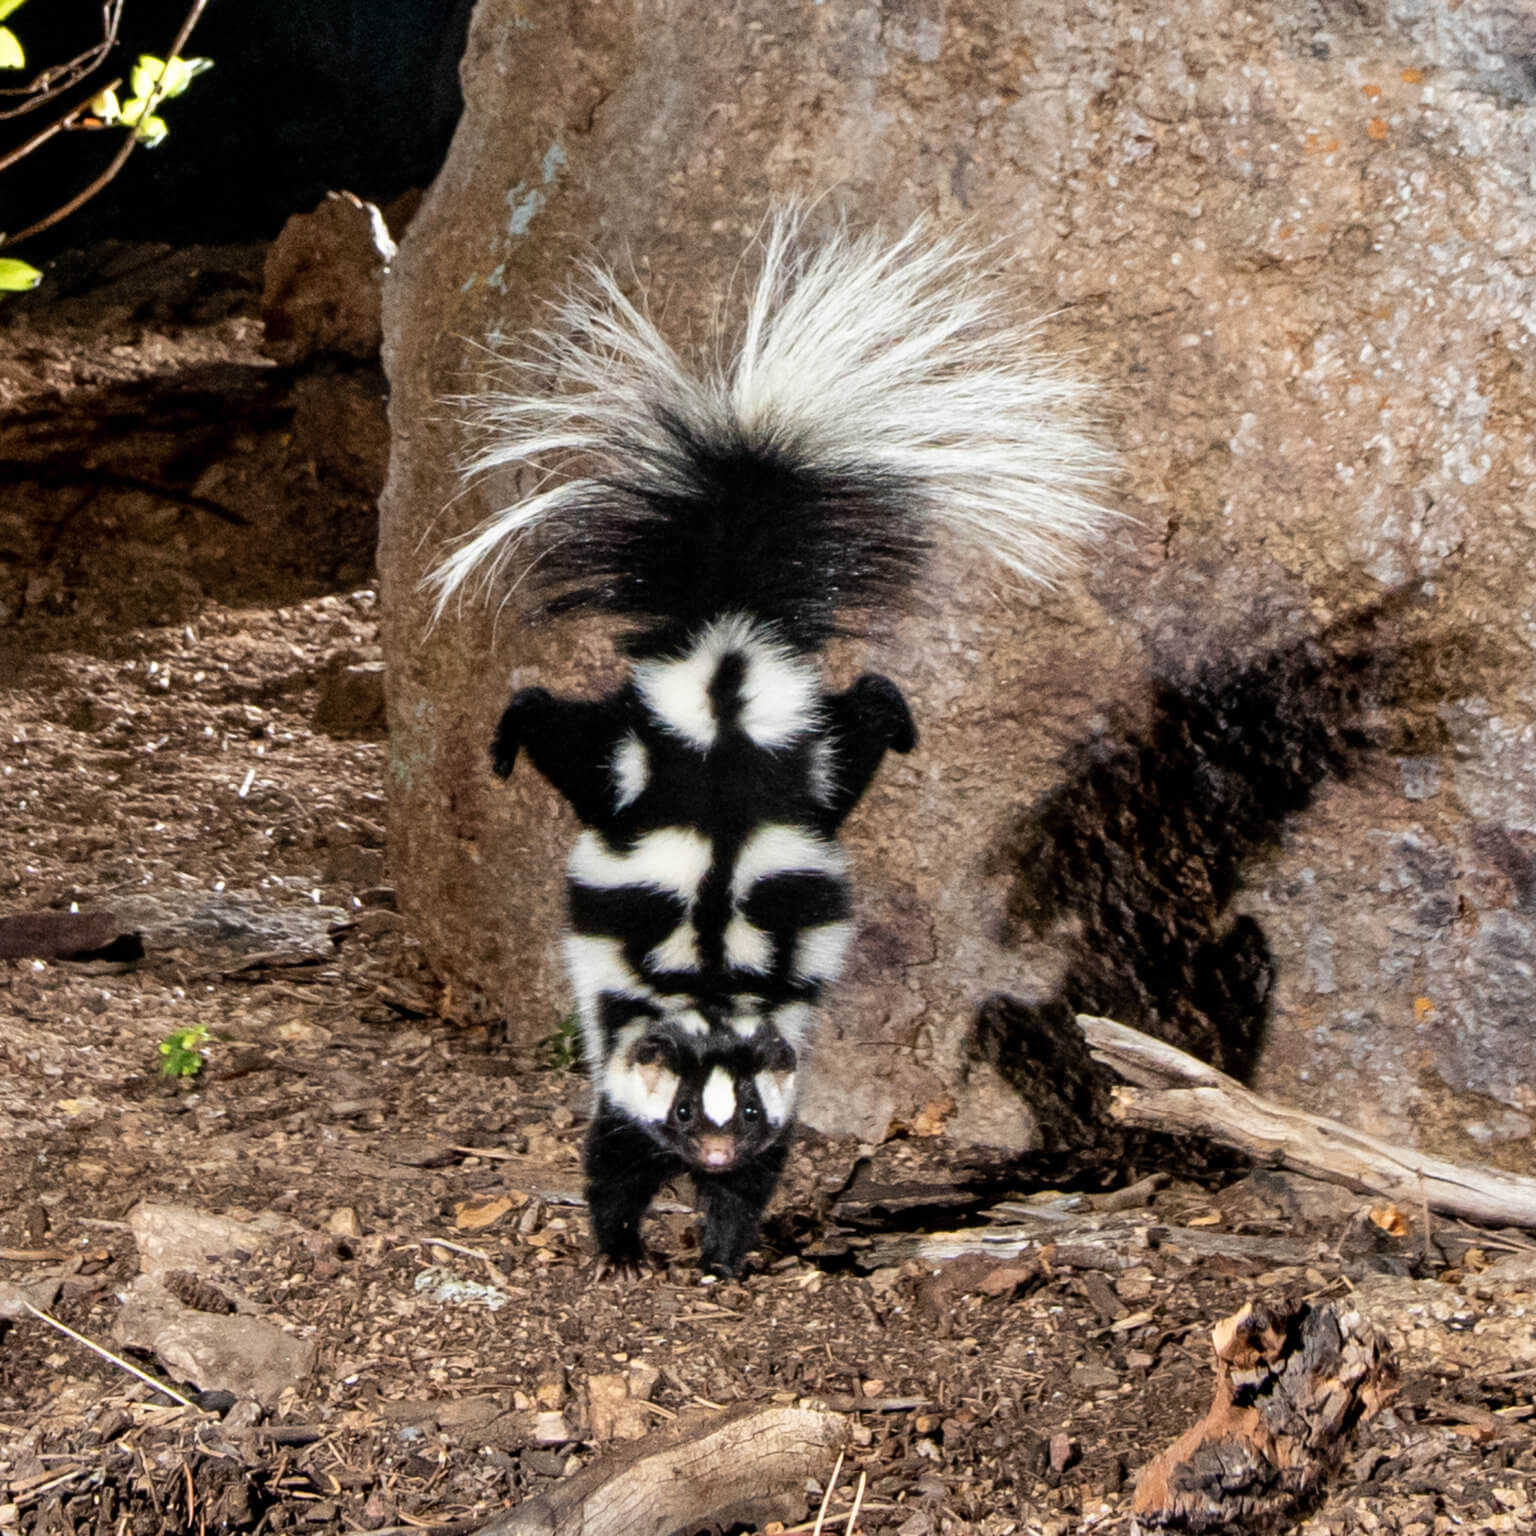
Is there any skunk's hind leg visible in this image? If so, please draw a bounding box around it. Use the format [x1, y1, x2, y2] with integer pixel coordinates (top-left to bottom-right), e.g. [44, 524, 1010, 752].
[492, 687, 631, 825]
[821, 674, 918, 829]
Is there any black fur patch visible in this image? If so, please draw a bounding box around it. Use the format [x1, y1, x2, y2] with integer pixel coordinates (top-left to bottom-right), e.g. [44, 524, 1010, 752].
[538, 426, 930, 657]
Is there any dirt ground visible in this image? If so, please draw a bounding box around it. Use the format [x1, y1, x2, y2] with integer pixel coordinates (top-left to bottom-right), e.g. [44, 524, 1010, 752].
[1, 247, 1533, 1536]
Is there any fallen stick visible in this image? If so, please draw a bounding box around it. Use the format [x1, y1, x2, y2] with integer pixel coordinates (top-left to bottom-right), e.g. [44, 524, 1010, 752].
[473, 1404, 849, 1536]
[1077, 1014, 1536, 1231]
[22, 1303, 200, 1411]
[855, 1207, 1318, 1272]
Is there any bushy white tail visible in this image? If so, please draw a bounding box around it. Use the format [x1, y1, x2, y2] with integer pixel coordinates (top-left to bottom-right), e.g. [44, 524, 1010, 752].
[426, 208, 1117, 644]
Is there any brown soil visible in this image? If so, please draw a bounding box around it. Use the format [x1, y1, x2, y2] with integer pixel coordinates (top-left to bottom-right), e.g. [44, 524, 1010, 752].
[1, 248, 1533, 1536]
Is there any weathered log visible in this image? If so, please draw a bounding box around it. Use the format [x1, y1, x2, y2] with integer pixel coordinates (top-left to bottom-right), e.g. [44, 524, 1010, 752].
[473, 1405, 848, 1536]
[855, 1205, 1318, 1273]
[1077, 1015, 1536, 1231]
[0, 909, 141, 962]
[1133, 1298, 1396, 1531]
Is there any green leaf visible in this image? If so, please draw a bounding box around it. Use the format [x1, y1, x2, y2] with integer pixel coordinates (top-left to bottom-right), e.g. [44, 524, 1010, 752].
[128, 55, 158, 98]
[0, 257, 42, 292]
[157, 1024, 210, 1078]
[163, 54, 213, 97]
[119, 90, 172, 146]
[130, 109, 169, 147]
[0, 0, 28, 26]
[130, 53, 213, 102]
[0, 26, 23, 69]
[89, 86, 121, 123]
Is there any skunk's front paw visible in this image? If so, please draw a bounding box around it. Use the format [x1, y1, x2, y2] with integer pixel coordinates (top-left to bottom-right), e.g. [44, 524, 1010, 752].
[593, 1231, 651, 1281]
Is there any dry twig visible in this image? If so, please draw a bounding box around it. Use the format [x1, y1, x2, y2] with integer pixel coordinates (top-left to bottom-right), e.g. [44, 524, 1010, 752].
[0, 0, 123, 117]
[23, 1302, 200, 1411]
[1078, 1013, 1536, 1230]
[0, 0, 209, 249]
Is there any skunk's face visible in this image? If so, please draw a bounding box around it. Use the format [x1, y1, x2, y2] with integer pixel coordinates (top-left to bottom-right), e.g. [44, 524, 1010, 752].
[603, 1015, 798, 1172]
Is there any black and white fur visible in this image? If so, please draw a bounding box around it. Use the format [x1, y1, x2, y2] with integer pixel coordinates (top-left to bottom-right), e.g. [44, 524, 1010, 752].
[428, 211, 1114, 1276]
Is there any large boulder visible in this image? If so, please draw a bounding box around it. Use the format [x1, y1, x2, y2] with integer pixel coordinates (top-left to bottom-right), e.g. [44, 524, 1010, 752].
[380, 0, 1536, 1167]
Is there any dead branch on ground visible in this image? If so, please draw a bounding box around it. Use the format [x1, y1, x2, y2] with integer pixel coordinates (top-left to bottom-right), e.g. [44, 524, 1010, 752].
[855, 1202, 1320, 1273]
[472, 1404, 850, 1536]
[1077, 1013, 1536, 1231]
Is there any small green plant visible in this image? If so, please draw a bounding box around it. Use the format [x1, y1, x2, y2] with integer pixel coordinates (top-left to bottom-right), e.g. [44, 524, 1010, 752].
[541, 1011, 582, 1072]
[158, 1023, 210, 1078]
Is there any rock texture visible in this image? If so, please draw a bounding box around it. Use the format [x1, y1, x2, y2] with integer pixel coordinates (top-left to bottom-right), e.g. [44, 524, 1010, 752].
[379, 0, 1536, 1165]
[118, 1204, 317, 1410]
[261, 192, 396, 366]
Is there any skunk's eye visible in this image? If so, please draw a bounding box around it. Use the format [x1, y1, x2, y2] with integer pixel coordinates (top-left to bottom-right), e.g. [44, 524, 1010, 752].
[742, 1102, 761, 1122]
[673, 1099, 692, 1124]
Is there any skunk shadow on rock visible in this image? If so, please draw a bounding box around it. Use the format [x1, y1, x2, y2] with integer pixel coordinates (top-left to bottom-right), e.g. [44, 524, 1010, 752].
[973, 595, 1460, 1182]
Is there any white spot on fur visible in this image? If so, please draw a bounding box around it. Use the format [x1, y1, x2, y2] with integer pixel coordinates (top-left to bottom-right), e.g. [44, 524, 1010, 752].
[734, 626, 822, 749]
[647, 923, 701, 974]
[562, 934, 651, 1063]
[791, 920, 853, 983]
[634, 616, 821, 751]
[755, 1068, 797, 1126]
[731, 823, 846, 896]
[701, 1066, 737, 1127]
[725, 1000, 765, 1038]
[807, 736, 837, 807]
[668, 1007, 710, 1038]
[562, 933, 648, 1005]
[634, 644, 719, 751]
[569, 826, 713, 900]
[602, 1021, 678, 1124]
[723, 914, 774, 974]
[612, 734, 649, 810]
[770, 1003, 818, 1049]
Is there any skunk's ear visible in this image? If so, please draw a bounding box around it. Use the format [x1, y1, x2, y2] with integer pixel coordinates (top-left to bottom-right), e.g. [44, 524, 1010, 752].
[820, 674, 918, 828]
[490, 687, 630, 825]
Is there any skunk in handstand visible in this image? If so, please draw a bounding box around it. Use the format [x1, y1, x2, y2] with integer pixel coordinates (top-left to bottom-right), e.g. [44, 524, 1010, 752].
[428, 211, 1115, 1276]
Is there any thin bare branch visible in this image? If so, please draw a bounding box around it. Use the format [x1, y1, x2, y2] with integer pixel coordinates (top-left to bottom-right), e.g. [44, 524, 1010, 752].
[0, 78, 119, 177]
[0, 1, 124, 117]
[0, 0, 208, 250]
[24, 1302, 201, 1412]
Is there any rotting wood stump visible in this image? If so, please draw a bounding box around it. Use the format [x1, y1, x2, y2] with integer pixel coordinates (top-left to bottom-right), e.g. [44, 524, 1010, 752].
[1134, 1297, 1396, 1531]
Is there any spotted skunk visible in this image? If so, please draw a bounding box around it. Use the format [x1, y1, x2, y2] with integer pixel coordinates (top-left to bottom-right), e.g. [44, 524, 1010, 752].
[428, 211, 1114, 1276]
